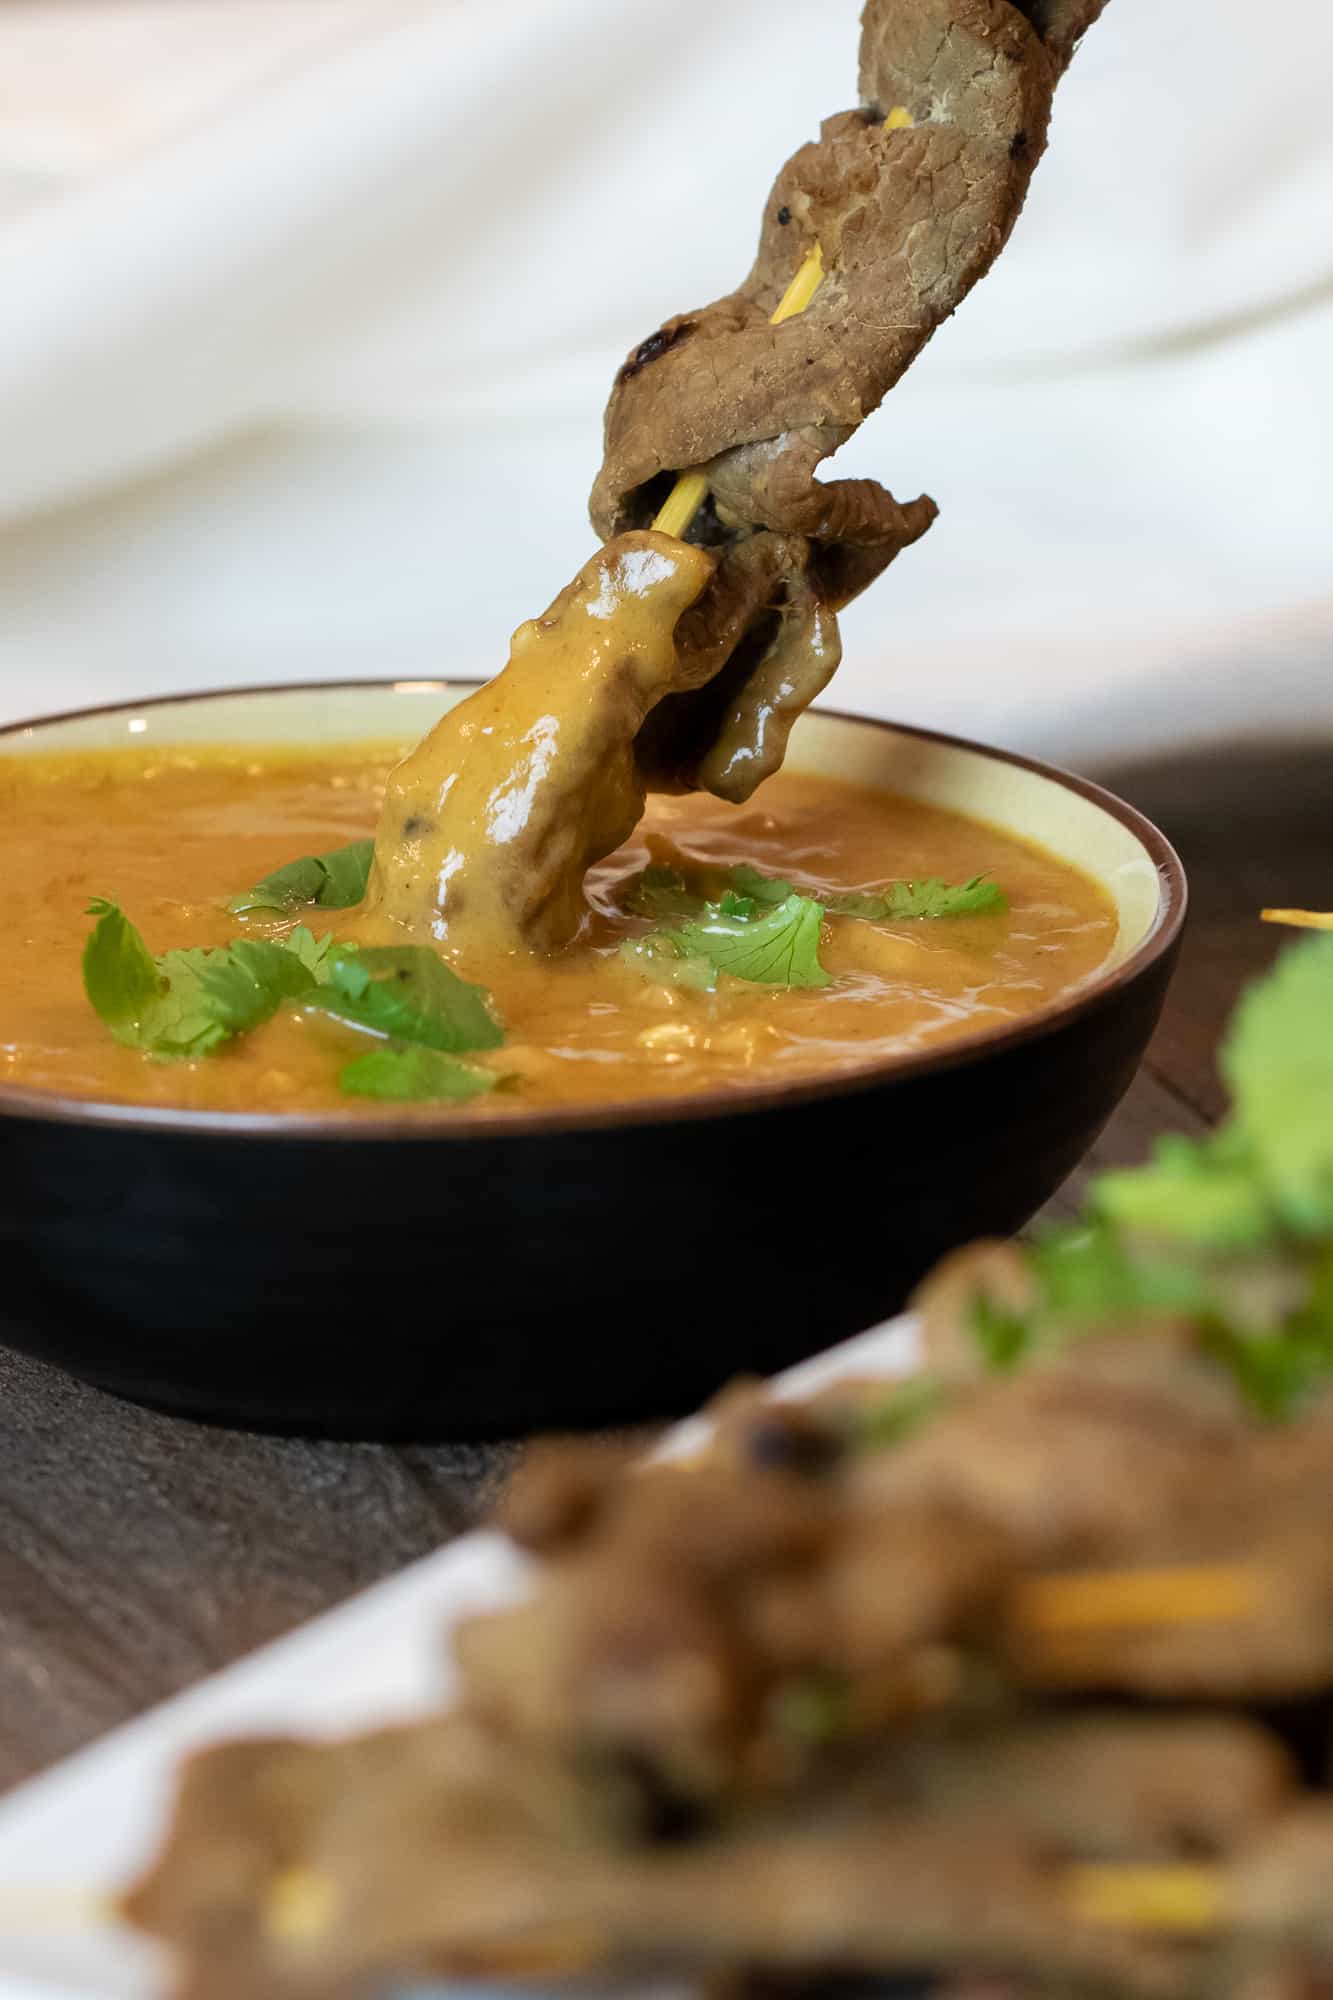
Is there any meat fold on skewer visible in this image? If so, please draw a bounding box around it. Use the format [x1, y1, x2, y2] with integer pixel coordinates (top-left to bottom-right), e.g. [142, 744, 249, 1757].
[588, 0, 1109, 799]
[126, 1331, 1333, 2000]
[123, 1712, 1296, 2000]
[367, 0, 1113, 956]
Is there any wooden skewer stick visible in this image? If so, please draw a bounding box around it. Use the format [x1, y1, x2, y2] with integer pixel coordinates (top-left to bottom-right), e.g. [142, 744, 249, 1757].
[1262, 908, 1333, 932]
[1061, 1863, 1232, 1934]
[651, 241, 826, 541]
[650, 106, 915, 544]
[1014, 1563, 1267, 1634]
[652, 470, 712, 542]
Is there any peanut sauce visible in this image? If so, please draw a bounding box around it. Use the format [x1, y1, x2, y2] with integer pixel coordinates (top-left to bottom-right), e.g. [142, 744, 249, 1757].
[0, 746, 1116, 1118]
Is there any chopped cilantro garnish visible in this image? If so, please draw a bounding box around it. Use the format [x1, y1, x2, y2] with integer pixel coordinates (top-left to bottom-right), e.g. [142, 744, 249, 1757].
[941, 932, 1333, 1417]
[82, 898, 170, 1049]
[338, 1044, 499, 1103]
[1030, 1222, 1213, 1318]
[969, 1294, 1035, 1371]
[1222, 935, 1333, 1235]
[82, 899, 328, 1059]
[83, 902, 504, 1111]
[624, 861, 1006, 930]
[828, 875, 1007, 920]
[616, 935, 718, 994]
[772, 1676, 853, 1744]
[281, 925, 344, 982]
[229, 838, 374, 916]
[856, 1378, 947, 1448]
[669, 893, 831, 989]
[1094, 1131, 1277, 1253]
[625, 865, 707, 920]
[729, 864, 1005, 920]
[307, 946, 504, 1052]
[728, 864, 796, 907]
[1205, 1322, 1328, 1422]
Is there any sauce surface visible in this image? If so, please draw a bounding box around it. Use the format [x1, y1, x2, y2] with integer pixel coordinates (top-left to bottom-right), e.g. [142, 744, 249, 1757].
[0, 746, 1118, 1118]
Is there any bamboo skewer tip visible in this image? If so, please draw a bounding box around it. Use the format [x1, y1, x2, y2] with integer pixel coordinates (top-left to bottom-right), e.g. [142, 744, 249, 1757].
[1262, 908, 1333, 932]
[651, 241, 826, 540]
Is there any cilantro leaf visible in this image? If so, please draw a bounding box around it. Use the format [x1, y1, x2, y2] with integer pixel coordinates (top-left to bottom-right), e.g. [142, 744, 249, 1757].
[828, 875, 1007, 920]
[82, 897, 164, 1048]
[616, 935, 718, 993]
[1206, 1322, 1327, 1422]
[625, 862, 1006, 934]
[969, 1295, 1035, 1371]
[1031, 1222, 1212, 1318]
[229, 838, 374, 916]
[772, 1676, 853, 1745]
[625, 866, 707, 920]
[308, 946, 503, 1052]
[728, 864, 796, 907]
[82, 900, 324, 1058]
[191, 939, 320, 1036]
[1222, 935, 1333, 1234]
[339, 1044, 499, 1103]
[669, 893, 831, 988]
[1093, 1132, 1278, 1253]
[856, 1378, 947, 1448]
[281, 925, 343, 981]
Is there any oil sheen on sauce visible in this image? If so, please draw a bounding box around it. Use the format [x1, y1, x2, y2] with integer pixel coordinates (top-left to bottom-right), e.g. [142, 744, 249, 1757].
[0, 746, 1119, 1118]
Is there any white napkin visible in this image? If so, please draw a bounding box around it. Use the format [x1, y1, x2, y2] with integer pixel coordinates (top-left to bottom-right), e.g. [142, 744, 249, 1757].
[0, 0, 1329, 763]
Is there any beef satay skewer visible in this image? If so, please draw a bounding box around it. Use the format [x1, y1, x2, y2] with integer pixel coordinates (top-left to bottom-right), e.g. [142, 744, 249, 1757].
[651, 240, 827, 540]
[652, 104, 913, 543]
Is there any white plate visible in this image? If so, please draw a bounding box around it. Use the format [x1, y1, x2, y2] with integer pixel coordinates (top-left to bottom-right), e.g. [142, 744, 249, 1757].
[0, 1317, 918, 2000]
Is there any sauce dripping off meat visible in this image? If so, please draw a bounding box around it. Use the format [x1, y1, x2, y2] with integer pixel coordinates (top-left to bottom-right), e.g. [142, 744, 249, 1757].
[360, 532, 714, 957]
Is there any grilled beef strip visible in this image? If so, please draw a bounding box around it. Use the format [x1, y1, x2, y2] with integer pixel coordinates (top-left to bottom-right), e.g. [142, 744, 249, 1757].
[591, 0, 1111, 801]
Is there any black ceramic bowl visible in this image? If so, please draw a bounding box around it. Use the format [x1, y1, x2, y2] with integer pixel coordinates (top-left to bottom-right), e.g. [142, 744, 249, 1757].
[0, 683, 1185, 1439]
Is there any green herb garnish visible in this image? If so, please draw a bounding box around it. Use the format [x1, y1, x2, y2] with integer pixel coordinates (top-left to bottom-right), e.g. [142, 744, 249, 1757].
[772, 1676, 853, 1744]
[669, 893, 831, 989]
[624, 861, 1007, 933]
[228, 838, 374, 917]
[946, 932, 1333, 1418]
[1093, 1131, 1276, 1254]
[827, 875, 1007, 921]
[856, 1378, 947, 1448]
[83, 899, 329, 1058]
[1222, 935, 1333, 1235]
[625, 865, 708, 920]
[728, 864, 796, 907]
[616, 935, 718, 994]
[307, 946, 503, 1053]
[338, 1044, 499, 1103]
[729, 864, 1004, 920]
[969, 1294, 1037, 1371]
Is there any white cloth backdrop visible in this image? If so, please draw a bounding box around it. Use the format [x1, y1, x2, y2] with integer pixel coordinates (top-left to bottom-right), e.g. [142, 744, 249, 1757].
[0, 0, 1329, 765]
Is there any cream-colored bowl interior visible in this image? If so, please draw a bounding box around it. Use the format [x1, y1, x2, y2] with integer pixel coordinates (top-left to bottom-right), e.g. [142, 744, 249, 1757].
[1, 682, 1165, 969]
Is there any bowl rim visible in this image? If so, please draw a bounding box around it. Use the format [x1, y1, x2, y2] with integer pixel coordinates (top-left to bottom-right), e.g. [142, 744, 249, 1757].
[0, 679, 1187, 1144]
